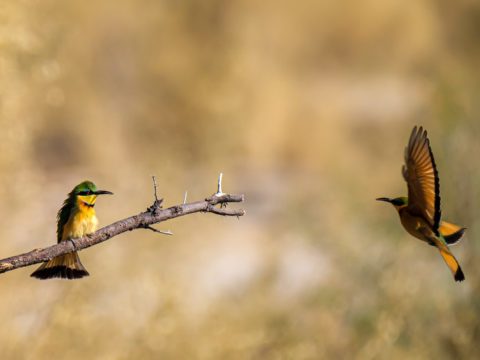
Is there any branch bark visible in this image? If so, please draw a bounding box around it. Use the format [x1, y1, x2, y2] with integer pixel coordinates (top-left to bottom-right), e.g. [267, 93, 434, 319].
[0, 192, 245, 275]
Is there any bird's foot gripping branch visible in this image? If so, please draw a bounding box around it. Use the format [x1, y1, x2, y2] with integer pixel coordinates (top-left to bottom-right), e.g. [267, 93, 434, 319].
[0, 173, 245, 277]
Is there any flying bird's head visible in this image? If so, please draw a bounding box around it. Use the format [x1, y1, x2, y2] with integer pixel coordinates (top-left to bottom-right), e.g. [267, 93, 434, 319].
[376, 196, 408, 211]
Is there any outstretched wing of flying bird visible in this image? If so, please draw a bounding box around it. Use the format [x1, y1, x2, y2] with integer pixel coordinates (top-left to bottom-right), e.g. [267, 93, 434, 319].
[402, 126, 441, 235]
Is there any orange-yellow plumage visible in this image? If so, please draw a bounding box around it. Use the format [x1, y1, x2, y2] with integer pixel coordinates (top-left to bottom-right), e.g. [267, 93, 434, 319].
[378, 126, 465, 282]
[61, 199, 99, 241]
[30, 181, 112, 280]
[439, 221, 463, 237]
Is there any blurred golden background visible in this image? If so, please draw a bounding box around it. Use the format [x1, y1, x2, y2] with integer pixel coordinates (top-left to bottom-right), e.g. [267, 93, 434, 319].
[1, 0, 479, 359]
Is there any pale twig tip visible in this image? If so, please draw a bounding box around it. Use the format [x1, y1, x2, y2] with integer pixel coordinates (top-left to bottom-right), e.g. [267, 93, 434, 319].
[215, 172, 225, 196]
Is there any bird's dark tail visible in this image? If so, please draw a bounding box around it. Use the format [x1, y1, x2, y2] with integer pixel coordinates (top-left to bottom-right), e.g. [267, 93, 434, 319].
[30, 252, 89, 280]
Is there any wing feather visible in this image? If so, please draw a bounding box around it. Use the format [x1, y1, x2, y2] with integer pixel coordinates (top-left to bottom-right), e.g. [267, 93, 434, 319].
[402, 126, 441, 234]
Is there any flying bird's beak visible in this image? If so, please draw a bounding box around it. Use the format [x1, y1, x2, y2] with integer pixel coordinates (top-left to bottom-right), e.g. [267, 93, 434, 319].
[376, 197, 392, 203]
[94, 190, 114, 195]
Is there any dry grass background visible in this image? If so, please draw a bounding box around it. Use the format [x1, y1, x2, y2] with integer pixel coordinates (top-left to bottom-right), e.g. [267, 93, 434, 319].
[1, 1, 480, 359]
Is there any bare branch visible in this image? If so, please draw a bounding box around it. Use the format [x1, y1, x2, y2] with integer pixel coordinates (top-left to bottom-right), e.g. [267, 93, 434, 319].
[0, 182, 245, 275]
[206, 204, 246, 216]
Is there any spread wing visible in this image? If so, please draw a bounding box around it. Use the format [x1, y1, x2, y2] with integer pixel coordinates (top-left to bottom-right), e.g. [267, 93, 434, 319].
[402, 126, 441, 235]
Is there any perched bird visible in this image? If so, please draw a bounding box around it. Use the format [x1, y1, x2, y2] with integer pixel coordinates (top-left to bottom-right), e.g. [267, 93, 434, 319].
[377, 126, 466, 282]
[31, 181, 113, 280]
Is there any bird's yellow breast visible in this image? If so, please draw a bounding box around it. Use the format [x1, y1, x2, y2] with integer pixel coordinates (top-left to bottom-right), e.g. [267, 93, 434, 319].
[61, 200, 98, 242]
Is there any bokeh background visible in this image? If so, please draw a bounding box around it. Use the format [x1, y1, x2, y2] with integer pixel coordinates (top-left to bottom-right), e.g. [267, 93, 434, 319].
[1, 1, 479, 359]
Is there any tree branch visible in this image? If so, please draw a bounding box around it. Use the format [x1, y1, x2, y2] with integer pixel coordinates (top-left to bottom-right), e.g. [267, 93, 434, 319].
[0, 177, 245, 275]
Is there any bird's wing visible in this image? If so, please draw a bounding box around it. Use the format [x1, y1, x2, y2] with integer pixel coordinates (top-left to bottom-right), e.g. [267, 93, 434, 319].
[56, 191, 76, 243]
[402, 126, 441, 234]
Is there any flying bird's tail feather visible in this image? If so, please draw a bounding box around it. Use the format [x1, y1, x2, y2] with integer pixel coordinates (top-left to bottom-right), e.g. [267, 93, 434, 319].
[430, 235, 465, 282]
[439, 248, 465, 282]
[439, 221, 466, 245]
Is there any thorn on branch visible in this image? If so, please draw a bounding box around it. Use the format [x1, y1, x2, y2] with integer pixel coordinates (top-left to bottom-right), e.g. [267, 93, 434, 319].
[209, 173, 230, 208]
[215, 172, 225, 197]
[183, 191, 188, 205]
[141, 224, 173, 236]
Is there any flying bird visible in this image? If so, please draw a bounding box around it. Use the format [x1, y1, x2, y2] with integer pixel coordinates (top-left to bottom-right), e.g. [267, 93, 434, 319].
[377, 126, 465, 282]
[31, 181, 113, 280]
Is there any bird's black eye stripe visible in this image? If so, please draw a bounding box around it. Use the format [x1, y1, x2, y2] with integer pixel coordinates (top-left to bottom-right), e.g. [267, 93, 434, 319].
[392, 199, 404, 206]
[79, 190, 92, 195]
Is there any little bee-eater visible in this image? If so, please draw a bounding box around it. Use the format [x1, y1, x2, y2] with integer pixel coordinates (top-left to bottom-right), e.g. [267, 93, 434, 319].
[377, 126, 466, 282]
[31, 181, 113, 280]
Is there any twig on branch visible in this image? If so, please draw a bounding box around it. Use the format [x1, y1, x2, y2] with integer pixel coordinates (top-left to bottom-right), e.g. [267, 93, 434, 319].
[141, 225, 173, 236]
[216, 172, 225, 196]
[152, 175, 159, 201]
[0, 174, 245, 275]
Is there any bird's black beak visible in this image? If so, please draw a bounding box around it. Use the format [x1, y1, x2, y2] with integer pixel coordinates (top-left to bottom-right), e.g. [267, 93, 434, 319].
[94, 190, 114, 195]
[376, 197, 392, 203]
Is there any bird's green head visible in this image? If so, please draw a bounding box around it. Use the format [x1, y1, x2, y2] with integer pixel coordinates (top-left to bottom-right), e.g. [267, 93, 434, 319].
[376, 196, 408, 211]
[73, 181, 113, 207]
